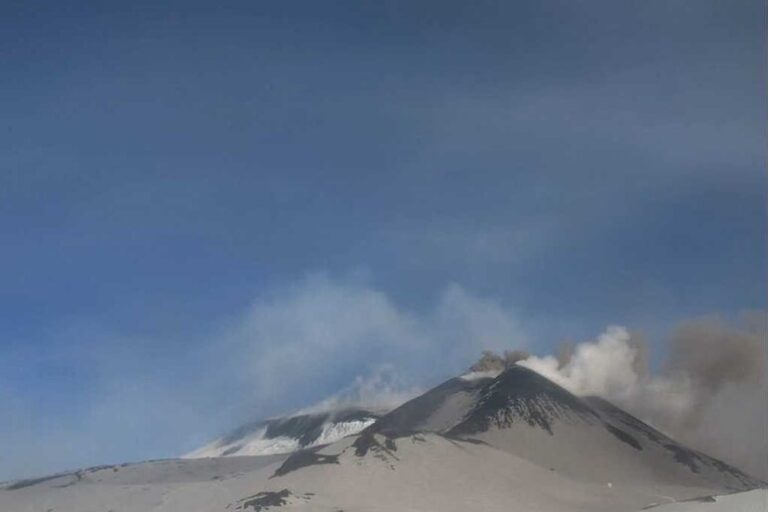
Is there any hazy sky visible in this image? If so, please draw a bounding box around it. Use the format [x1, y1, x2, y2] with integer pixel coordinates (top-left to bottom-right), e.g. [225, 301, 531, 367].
[1, 1, 765, 480]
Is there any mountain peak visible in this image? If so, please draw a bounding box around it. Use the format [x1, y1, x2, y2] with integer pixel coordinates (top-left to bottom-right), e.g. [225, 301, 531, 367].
[367, 364, 596, 438]
[354, 364, 763, 491]
[449, 364, 598, 436]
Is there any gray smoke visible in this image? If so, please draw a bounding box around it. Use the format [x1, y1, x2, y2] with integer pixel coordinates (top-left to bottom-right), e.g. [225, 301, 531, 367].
[487, 314, 767, 479]
[665, 318, 765, 428]
[659, 315, 767, 477]
[469, 349, 530, 372]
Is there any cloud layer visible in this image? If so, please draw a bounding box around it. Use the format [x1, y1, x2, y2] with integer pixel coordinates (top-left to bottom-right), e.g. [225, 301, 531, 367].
[220, 275, 527, 413]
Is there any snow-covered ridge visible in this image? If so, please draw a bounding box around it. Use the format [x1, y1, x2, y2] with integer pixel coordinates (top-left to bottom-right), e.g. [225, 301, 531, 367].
[185, 409, 379, 458]
[459, 370, 502, 381]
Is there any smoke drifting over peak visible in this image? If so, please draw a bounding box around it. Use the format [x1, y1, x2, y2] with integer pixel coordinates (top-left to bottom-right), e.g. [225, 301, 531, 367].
[469, 349, 530, 373]
[296, 366, 421, 416]
[496, 316, 768, 480]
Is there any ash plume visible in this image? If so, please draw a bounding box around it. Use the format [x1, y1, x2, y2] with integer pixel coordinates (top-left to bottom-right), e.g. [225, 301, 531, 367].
[664, 318, 765, 428]
[478, 313, 768, 479]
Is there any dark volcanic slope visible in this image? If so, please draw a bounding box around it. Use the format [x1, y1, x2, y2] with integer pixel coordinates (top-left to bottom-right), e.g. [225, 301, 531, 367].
[369, 366, 599, 437]
[584, 396, 761, 488]
[372, 376, 489, 436]
[449, 366, 598, 436]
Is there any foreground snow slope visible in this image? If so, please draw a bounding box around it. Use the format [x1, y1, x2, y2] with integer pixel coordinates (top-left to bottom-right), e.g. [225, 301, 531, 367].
[647, 489, 768, 511]
[1, 433, 748, 512]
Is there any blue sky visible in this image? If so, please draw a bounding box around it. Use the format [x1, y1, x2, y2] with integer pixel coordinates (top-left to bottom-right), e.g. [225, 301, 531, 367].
[1, 0, 765, 480]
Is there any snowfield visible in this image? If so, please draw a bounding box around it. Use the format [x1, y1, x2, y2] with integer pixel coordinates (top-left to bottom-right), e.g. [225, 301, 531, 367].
[2, 435, 764, 512]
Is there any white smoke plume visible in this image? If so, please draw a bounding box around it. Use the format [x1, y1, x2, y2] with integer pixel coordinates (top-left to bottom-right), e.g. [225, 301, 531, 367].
[296, 365, 422, 416]
[517, 315, 768, 479]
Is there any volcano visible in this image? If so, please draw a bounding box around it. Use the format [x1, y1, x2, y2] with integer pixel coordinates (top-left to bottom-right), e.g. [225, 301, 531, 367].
[2, 364, 764, 512]
[353, 365, 759, 490]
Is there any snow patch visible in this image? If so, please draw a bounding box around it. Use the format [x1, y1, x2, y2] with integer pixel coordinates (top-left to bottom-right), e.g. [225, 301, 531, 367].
[460, 370, 501, 381]
[313, 419, 376, 446]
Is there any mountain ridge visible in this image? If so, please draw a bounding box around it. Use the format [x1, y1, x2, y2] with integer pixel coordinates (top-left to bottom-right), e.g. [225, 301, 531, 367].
[185, 407, 380, 458]
[2, 363, 764, 512]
